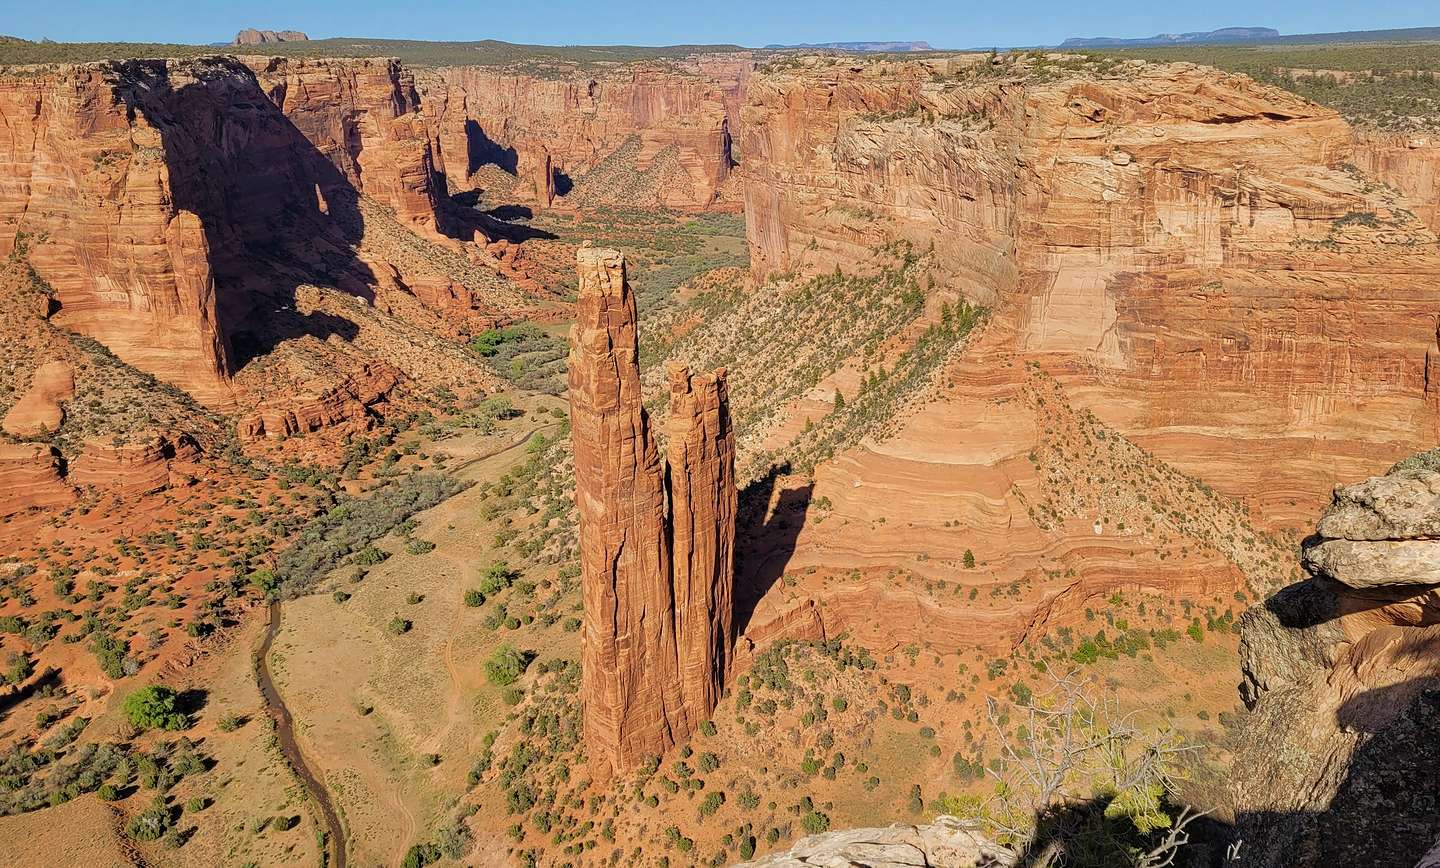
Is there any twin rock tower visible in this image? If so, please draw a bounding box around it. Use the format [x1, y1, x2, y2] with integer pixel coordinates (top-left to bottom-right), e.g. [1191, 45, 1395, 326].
[567, 244, 738, 780]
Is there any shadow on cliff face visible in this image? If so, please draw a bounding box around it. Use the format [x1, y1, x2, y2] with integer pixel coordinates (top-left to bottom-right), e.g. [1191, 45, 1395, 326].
[446, 193, 557, 244]
[464, 119, 518, 175]
[1177, 679, 1440, 868]
[732, 463, 812, 638]
[111, 59, 374, 373]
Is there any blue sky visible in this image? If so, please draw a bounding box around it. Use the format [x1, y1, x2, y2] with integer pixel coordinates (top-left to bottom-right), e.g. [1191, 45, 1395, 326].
[2, 0, 1435, 48]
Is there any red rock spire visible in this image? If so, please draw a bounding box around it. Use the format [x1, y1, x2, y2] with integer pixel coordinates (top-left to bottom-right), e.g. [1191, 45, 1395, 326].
[568, 244, 736, 779]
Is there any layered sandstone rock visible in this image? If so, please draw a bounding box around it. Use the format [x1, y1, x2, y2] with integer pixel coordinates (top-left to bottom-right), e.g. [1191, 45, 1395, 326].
[1232, 461, 1440, 867]
[568, 245, 736, 778]
[421, 58, 749, 211]
[1351, 132, 1440, 232]
[0, 443, 74, 516]
[1, 359, 74, 437]
[237, 361, 398, 440]
[734, 55, 1440, 623]
[0, 63, 232, 405]
[69, 432, 199, 497]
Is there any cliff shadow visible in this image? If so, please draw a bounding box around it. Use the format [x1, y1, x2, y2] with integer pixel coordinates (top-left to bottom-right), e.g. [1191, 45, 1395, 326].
[1214, 680, 1440, 868]
[112, 59, 374, 373]
[733, 463, 813, 638]
[553, 169, 574, 197]
[464, 120, 517, 175]
[445, 195, 558, 244]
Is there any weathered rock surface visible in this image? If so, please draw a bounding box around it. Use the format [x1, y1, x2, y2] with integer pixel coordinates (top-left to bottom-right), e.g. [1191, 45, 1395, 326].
[1, 359, 74, 437]
[1232, 463, 1440, 867]
[233, 29, 308, 45]
[0, 443, 74, 516]
[1315, 468, 1440, 541]
[568, 245, 735, 778]
[421, 57, 749, 211]
[733, 54, 1440, 638]
[1352, 132, 1440, 232]
[69, 432, 199, 497]
[244, 56, 448, 232]
[666, 362, 737, 728]
[237, 361, 398, 440]
[736, 816, 1012, 867]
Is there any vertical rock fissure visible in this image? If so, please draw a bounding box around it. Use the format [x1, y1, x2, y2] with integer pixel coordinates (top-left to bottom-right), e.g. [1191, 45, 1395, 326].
[568, 244, 736, 780]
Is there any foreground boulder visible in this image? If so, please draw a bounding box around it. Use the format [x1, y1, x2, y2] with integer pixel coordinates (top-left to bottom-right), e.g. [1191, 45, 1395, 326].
[1232, 460, 1440, 867]
[736, 816, 1012, 867]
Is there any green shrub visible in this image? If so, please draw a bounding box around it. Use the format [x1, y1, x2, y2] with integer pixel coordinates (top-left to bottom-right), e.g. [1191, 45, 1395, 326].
[485, 644, 532, 686]
[123, 685, 188, 731]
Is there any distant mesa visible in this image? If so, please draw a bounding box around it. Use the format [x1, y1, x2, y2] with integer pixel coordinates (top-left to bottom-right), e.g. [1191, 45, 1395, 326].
[233, 28, 310, 46]
[1060, 26, 1278, 48]
[763, 41, 933, 52]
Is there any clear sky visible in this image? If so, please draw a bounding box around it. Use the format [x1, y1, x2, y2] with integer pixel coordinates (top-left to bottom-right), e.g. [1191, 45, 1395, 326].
[2, 0, 1435, 48]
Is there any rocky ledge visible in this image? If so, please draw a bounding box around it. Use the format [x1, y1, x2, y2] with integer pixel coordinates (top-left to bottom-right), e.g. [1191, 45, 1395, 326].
[1232, 458, 1440, 867]
[735, 816, 1011, 867]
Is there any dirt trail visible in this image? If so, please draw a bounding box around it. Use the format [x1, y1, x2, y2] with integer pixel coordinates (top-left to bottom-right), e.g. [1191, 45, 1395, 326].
[422, 421, 561, 757]
[256, 601, 347, 868]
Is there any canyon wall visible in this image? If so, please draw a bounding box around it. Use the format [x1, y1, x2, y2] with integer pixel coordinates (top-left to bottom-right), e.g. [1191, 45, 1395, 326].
[421, 58, 749, 211]
[0, 56, 446, 407]
[728, 56, 1440, 656]
[568, 245, 736, 778]
[1351, 131, 1440, 232]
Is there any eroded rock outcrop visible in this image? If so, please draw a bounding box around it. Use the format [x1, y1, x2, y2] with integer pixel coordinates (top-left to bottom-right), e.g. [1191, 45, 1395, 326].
[69, 433, 200, 497]
[234, 29, 309, 45]
[736, 815, 1012, 867]
[1, 359, 74, 438]
[0, 443, 75, 516]
[1231, 459, 1440, 867]
[237, 361, 399, 440]
[568, 245, 736, 778]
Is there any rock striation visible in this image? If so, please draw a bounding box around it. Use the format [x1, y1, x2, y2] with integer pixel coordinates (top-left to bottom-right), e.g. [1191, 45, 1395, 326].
[0, 443, 75, 516]
[69, 432, 200, 497]
[1231, 459, 1440, 867]
[733, 54, 1440, 623]
[568, 245, 736, 779]
[1, 359, 74, 437]
[237, 361, 398, 440]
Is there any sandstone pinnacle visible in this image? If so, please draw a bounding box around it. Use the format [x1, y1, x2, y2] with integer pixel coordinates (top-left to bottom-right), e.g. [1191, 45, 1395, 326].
[568, 245, 736, 779]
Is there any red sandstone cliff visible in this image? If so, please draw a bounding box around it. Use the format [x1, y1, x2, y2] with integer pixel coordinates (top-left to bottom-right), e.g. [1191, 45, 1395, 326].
[421, 58, 750, 211]
[0, 57, 447, 408]
[741, 56, 1440, 519]
[730, 54, 1440, 649]
[243, 56, 448, 232]
[569, 245, 736, 778]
